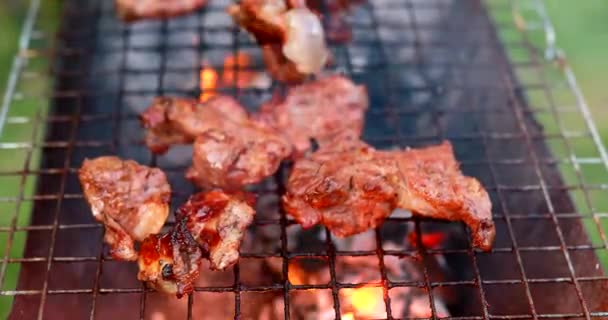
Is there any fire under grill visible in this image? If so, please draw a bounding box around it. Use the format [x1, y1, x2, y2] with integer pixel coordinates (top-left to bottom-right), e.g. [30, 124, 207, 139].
[3, 0, 608, 319]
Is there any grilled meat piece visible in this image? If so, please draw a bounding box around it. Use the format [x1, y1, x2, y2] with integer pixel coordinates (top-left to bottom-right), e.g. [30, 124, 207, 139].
[260, 44, 310, 83]
[283, 136, 495, 251]
[137, 220, 202, 298]
[393, 141, 494, 250]
[115, 0, 207, 22]
[141, 96, 292, 188]
[255, 76, 368, 156]
[228, 0, 328, 82]
[177, 191, 256, 270]
[79, 156, 171, 260]
[283, 136, 399, 238]
[138, 190, 255, 295]
[140, 96, 249, 154]
[186, 127, 291, 189]
[141, 77, 368, 187]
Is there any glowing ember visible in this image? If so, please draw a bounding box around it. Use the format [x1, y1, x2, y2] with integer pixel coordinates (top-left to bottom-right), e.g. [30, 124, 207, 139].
[343, 286, 386, 318]
[199, 65, 218, 102]
[341, 312, 354, 320]
[222, 52, 254, 88]
[407, 231, 446, 249]
[288, 261, 305, 285]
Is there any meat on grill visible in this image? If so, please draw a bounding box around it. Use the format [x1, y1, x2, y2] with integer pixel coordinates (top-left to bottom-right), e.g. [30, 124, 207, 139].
[141, 96, 292, 188]
[140, 96, 249, 155]
[228, 0, 329, 82]
[137, 219, 203, 298]
[185, 127, 292, 189]
[115, 0, 207, 22]
[255, 75, 368, 156]
[177, 190, 256, 270]
[78, 156, 171, 260]
[140, 76, 368, 187]
[283, 136, 495, 251]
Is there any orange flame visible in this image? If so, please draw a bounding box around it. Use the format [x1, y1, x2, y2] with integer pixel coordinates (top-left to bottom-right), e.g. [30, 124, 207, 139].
[288, 260, 306, 285]
[199, 53, 254, 102]
[343, 286, 385, 318]
[222, 52, 253, 88]
[407, 231, 446, 249]
[199, 65, 218, 102]
[342, 312, 354, 320]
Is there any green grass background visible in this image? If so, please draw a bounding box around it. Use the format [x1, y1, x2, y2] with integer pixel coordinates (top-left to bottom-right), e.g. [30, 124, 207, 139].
[488, 0, 608, 268]
[0, 1, 58, 318]
[0, 2, 35, 318]
[543, 0, 608, 265]
[0, 0, 606, 318]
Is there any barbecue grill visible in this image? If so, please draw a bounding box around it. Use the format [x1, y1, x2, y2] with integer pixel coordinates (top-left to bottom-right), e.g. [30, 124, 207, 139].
[2, 0, 608, 319]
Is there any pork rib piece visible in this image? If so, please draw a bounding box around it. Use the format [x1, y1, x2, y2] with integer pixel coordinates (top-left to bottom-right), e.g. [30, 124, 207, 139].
[177, 190, 256, 270]
[228, 0, 329, 82]
[137, 219, 202, 298]
[79, 156, 171, 260]
[115, 0, 207, 22]
[140, 96, 249, 155]
[283, 136, 495, 251]
[255, 75, 368, 156]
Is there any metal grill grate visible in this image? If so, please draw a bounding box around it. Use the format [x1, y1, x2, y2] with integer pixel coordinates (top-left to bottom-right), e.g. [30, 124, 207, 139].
[2, 0, 608, 319]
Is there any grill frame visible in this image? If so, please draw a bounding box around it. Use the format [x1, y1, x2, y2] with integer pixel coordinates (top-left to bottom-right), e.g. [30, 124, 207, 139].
[1, 0, 608, 319]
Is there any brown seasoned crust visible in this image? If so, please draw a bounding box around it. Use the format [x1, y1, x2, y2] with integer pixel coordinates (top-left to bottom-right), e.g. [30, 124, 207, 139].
[283, 137, 399, 237]
[255, 75, 368, 156]
[137, 219, 202, 298]
[115, 0, 207, 22]
[176, 191, 256, 270]
[140, 96, 249, 154]
[141, 77, 368, 188]
[227, 0, 286, 44]
[78, 156, 171, 260]
[395, 142, 495, 251]
[283, 137, 495, 251]
[261, 44, 308, 83]
[185, 127, 292, 189]
[141, 96, 293, 189]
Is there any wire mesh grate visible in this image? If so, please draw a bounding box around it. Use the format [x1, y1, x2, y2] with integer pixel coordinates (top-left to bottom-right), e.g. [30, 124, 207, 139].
[1, 0, 608, 319]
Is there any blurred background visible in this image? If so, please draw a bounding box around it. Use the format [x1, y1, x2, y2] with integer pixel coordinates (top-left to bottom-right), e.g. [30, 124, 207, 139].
[0, 0, 606, 318]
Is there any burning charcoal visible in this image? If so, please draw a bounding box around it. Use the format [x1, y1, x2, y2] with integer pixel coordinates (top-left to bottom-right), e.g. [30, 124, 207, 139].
[389, 287, 451, 318]
[341, 286, 386, 319]
[265, 245, 452, 319]
[289, 289, 335, 320]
